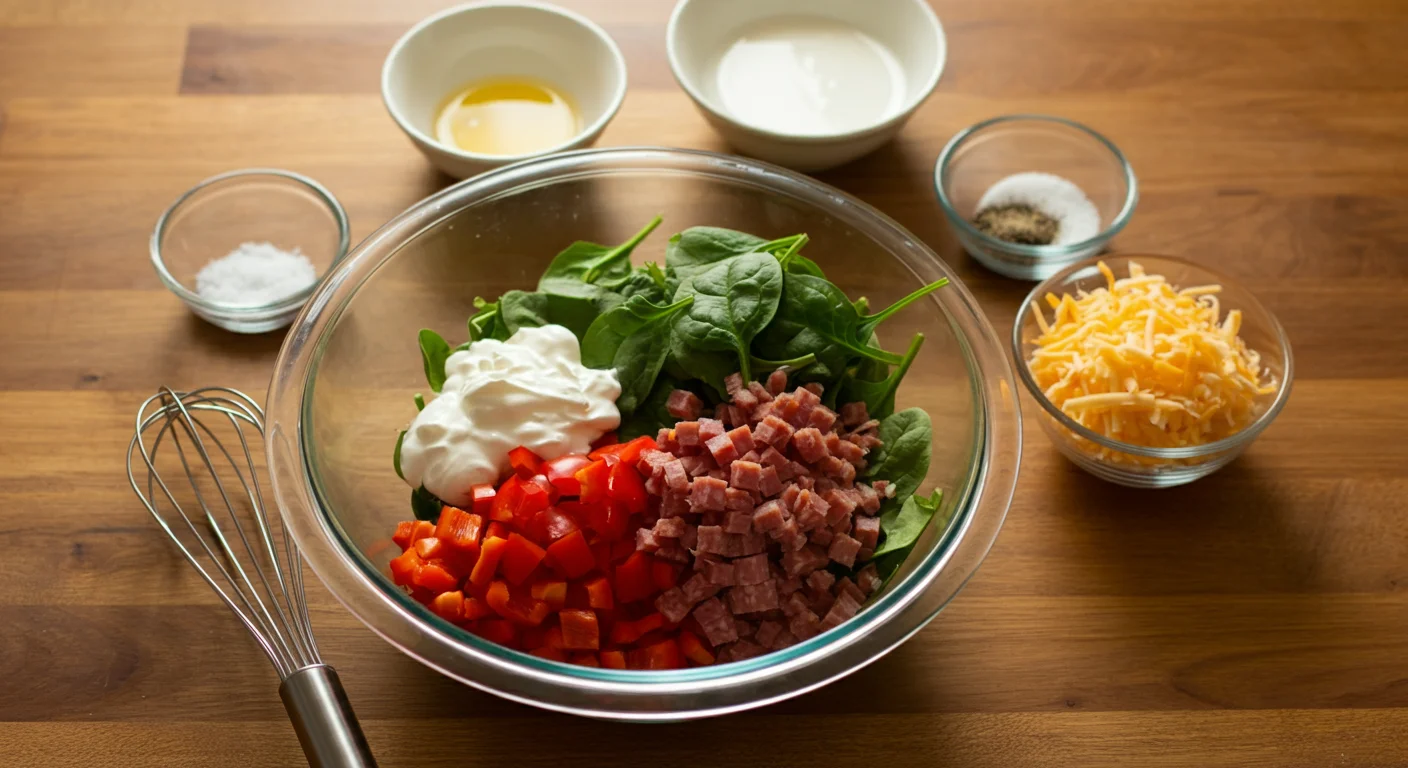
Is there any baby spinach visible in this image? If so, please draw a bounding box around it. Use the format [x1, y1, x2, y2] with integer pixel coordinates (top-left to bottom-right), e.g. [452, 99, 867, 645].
[498, 290, 599, 340]
[393, 430, 407, 481]
[671, 252, 783, 382]
[538, 216, 662, 298]
[864, 407, 933, 503]
[665, 227, 807, 285]
[871, 488, 944, 572]
[581, 295, 694, 414]
[418, 329, 452, 392]
[618, 375, 693, 440]
[467, 297, 507, 342]
[410, 486, 443, 521]
[755, 273, 906, 377]
[602, 264, 668, 305]
[839, 332, 926, 420]
[413, 393, 425, 411]
[855, 278, 950, 340]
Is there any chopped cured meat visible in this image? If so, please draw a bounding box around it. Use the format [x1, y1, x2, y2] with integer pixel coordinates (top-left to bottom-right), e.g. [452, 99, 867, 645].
[789, 465, 814, 486]
[792, 427, 829, 463]
[806, 405, 838, 432]
[750, 400, 776, 423]
[858, 547, 874, 561]
[724, 372, 745, 396]
[777, 576, 803, 596]
[780, 544, 829, 577]
[788, 609, 821, 640]
[757, 465, 782, 497]
[654, 516, 688, 538]
[840, 401, 869, 428]
[663, 459, 690, 492]
[636, 528, 660, 552]
[809, 528, 834, 547]
[772, 517, 806, 551]
[852, 516, 881, 549]
[675, 420, 701, 447]
[751, 500, 787, 533]
[848, 418, 881, 435]
[656, 587, 693, 623]
[827, 532, 862, 568]
[773, 393, 803, 427]
[695, 525, 729, 555]
[655, 543, 691, 563]
[738, 449, 761, 464]
[733, 553, 770, 586]
[802, 382, 824, 398]
[725, 404, 750, 428]
[766, 368, 789, 395]
[660, 491, 689, 518]
[725, 487, 754, 511]
[638, 449, 674, 478]
[644, 474, 665, 496]
[823, 487, 858, 520]
[738, 532, 768, 556]
[730, 460, 764, 491]
[680, 525, 699, 552]
[748, 381, 774, 404]
[700, 510, 722, 527]
[820, 589, 861, 629]
[871, 479, 892, 498]
[727, 425, 755, 455]
[829, 511, 852, 535]
[816, 455, 848, 479]
[848, 432, 883, 452]
[693, 597, 739, 647]
[698, 418, 726, 444]
[682, 572, 721, 603]
[793, 489, 830, 531]
[755, 619, 783, 648]
[667, 389, 703, 420]
[782, 591, 810, 617]
[728, 580, 779, 614]
[836, 576, 866, 605]
[723, 509, 754, 535]
[856, 563, 882, 594]
[855, 483, 882, 514]
[759, 445, 789, 468]
[732, 386, 759, 412]
[733, 619, 756, 640]
[770, 629, 799, 649]
[805, 570, 836, 594]
[752, 415, 795, 449]
[680, 454, 713, 478]
[831, 438, 867, 464]
[780, 484, 802, 511]
[705, 433, 740, 466]
[717, 638, 766, 663]
[702, 559, 735, 586]
[657, 427, 680, 454]
[689, 475, 728, 511]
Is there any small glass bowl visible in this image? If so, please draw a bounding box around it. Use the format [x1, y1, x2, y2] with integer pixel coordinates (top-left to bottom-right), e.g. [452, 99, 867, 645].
[936, 115, 1137, 281]
[1012, 254, 1293, 488]
[152, 169, 350, 334]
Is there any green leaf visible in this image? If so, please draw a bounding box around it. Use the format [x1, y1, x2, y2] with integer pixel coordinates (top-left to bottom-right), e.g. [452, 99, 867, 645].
[581, 295, 694, 414]
[413, 393, 425, 411]
[838, 332, 925, 420]
[872, 488, 943, 558]
[856, 278, 950, 340]
[754, 273, 906, 378]
[498, 290, 600, 340]
[864, 408, 933, 503]
[666, 339, 739, 398]
[665, 227, 806, 285]
[604, 267, 668, 305]
[671, 252, 784, 382]
[467, 297, 507, 342]
[392, 430, 407, 481]
[618, 376, 688, 440]
[538, 215, 663, 293]
[410, 486, 443, 521]
[418, 329, 452, 392]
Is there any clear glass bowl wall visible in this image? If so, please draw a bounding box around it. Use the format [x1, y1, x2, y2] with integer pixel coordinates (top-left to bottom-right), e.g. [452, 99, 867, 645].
[266, 148, 1021, 720]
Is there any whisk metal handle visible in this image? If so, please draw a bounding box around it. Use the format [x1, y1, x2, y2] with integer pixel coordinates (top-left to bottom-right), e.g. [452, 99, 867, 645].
[279, 665, 378, 768]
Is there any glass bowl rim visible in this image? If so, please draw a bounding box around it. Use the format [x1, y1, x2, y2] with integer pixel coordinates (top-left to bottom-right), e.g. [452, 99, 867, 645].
[1010, 252, 1295, 460]
[267, 146, 1021, 716]
[933, 113, 1139, 258]
[150, 167, 352, 315]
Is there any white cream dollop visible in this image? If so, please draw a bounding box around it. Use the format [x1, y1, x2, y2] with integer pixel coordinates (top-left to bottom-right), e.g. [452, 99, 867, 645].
[399, 324, 621, 506]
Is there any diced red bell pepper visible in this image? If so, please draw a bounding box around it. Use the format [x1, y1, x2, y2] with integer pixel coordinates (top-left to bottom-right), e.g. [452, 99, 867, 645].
[413, 536, 443, 560]
[586, 500, 632, 542]
[535, 506, 580, 542]
[611, 538, 638, 562]
[473, 618, 518, 648]
[590, 432, 619, 451]
[484, 580, 551, 627]
[508, 446, 544, 478]
[469, 536, 508, 590]
[599, 649, 626, 669]
[559, 609, 600, 650]
[392, 520, 418, 550]
[521, 624, 560, 650]
[462, 596, 494, 620]
[516, 476, 553, 522]
[490, 476, 525, 523]
[608, 611, 664, 645]
[575, 459, 611, 504]
[411, 520, 436, 543]
[413, 561, 458, 593]
[651, 557, 681, 592]
[530, 580, 567, 608]
[584, 575, 614, 610]
[545, 530, 595, 580]
[430, 590, 465, 622]
[678, 630, 715, 666]
[435, 506, 485, 554]
[389, 547, 422, 588]
[469, 483, 496, 517]
[529, 647, 569, 662]
[607, 460, 648, 515]
[570, 653, 600, 667]
[485, 521, 511, 540]
[590, 435, 658, 466]
[500, 533, 547, 585]
[633, 637, 684, 670]
[543, 454, 592, 495]
[543, 626, 566, 649]
[614, 551, 657, 604]
[591, 541, 613, 573]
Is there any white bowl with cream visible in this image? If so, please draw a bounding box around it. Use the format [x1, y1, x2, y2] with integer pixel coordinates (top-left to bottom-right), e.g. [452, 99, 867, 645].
[666, 0, 946, 172]
[382, 1, 627, 180]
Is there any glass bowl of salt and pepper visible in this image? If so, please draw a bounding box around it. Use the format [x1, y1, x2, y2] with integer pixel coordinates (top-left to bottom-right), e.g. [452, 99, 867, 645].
[934, 114, 1137, 281]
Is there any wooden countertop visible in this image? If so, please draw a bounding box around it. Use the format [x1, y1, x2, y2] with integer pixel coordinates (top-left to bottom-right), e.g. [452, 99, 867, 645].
[3, 1, 1407, 765]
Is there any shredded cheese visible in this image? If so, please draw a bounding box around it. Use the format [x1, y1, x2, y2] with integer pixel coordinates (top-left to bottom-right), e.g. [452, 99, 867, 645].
[1027, 261, 1276, 463]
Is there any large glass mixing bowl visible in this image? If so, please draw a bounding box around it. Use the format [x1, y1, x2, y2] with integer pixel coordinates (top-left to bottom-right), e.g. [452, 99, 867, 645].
[265, 148, 1021, 720]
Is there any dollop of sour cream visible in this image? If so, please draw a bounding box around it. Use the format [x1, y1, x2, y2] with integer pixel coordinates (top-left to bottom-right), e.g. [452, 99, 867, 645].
[399, 324, 621, 506]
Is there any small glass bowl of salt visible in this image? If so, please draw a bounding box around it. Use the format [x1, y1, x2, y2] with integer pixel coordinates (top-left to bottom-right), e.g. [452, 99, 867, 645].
[935, 114, 1137, 281]
[151, 168, 350, 333]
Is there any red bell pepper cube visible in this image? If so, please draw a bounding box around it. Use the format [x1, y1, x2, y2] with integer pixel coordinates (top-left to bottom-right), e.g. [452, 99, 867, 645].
[583, 576, 614, 610]
[469, 536, 508, 590]
[535, 506, 580, 543]
[590, 435, 658, 466]
[607, 460, 648, 515]
[530, 580, 567, 608]
[500, 533, 547, 585]
[599, 649, 627, 669]
[507, 446, 544, 478]
[608, 611, 665, 645]
[587, 500, 632, 542]
[473, 618, 519, 648]
[485, 521, 511, 540]
[411, 520, 435, 543]
[413, 536, 443, 560]
[559, 609, 600, 650]
[545, 530, 595, 580]
[590, 432, 619, 451]
[485, 580, 550, 627]
[389, 547, 422, 587]
[678, 630, 715, 666]
[469, 483, 496, 517]
[634, 637, 684, 670]
[529, 647, 569, 662]
[574, 459, 611, 504]
[570, 653, 600, 667]
[435, 507, 485, 553]
[462, 596, 494, 620]
[651, 557, 681, 592]
[614, 551, 657, 604]
[392, 520, 418, 550]
[543, 453, 592, 495]
[430, 590, 465, 622]
[412, 561, 458, 593]
[516, 476, 553, 522]
[490, 476, 525, 523]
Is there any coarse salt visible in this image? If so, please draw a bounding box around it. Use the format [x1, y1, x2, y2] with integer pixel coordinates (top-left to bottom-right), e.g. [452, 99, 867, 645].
[976, 172, 1102, 246]
[195, 241, 318, 306]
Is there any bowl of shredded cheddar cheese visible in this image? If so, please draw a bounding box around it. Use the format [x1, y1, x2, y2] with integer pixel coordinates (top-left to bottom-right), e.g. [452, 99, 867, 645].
[1012, 255, 1292, 487]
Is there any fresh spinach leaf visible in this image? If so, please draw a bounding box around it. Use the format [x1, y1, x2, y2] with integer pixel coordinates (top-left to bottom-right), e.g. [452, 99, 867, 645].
[864, 407, 933, 503]
[393, 430, 407, 481]
[537, 216, 663, 298]
[855, 278, 950, 340]
[618, 376, 687, 440]
[410, 486, 443, 521]
[666, 339, 739, 397]
[671, 252, 784, 382]
[871, 488, 944, 559]
[413, 393, 425, 411]
[418, 329, 452, 392]
[754, 273, 906, 379]
[467, 297, 507, 342]
[581, 295, 694, 414]
[839, 332, 925, 420]
[498, 290, 600, 340]
[604, 266, 668, 305]
[665, 227, 807, 285]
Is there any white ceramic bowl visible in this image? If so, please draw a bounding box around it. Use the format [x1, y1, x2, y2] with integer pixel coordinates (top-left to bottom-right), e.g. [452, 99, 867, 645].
[666, 0, 946, 172]
[382, 1, 627, 179]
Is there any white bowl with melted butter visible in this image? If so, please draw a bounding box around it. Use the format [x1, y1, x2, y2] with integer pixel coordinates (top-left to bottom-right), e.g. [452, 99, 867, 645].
[383, 2, 627, 179]
[667, 0, 946, 172]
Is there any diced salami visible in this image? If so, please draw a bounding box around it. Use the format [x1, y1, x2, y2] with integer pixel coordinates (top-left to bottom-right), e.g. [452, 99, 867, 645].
[732, 386, 759, 412]
[817, 455, 849, 480]
[780, 544, 829, 577]
[836, 576, 867, 605]
[802, 382, 824, 398]
[667, 389, 703, 420]
[734, 618, 756, 638]
[750, 399, 776, 423]
[696, 525, 729, 555]
[656, 427, 680, 454]
[699, 418, 726, 444]
[718, 638, 766, 663]
[829, 510, 852, 535]
[753, 415, 795, 449]
[770, 629, 799, 649]
[693, 597, 739, 647]
[778, 576, 804, 596]
[832, 438, 867, 464]
[777, 518, 807, 551]
[637, 449, 674, 478]
[828, 532, 862, 568]
[758, 445, 788, 469]
[700, 510, 723, 527]
[782, 591, 811, 617]
[834, 459, 857, 485]
[663, 459, 690, 492]
[723, 509, 754, 535]
[758, 464, 782, 497]
[661, 490, 690, 518]
[806, 405, 838, 432]
[724, 372, 745, 396]
[728, 580, 779, 614]
[855, 483, 882, 514]
[703, 558, 735, 586]
[680, 524, 699, 552]
[852, 516, 880, 549]
[738, 532, 768, 556]
[755, 619, 783, 648]
[724, 487, 754, 511]
[810, 590, 835, 618]
[820, 589, 861, 629]
[806, 569, 836, 594]
[814, 477, 838, 496]
[655, 543, 691, 563]
[730, 459, 764, 491]
[840, 401, 869, 428]
[636, 527, 660, 552]
[656, 587, 693, 623]
[705, 433, 740, 467]
[766, 368, 789, 395]
[790, 464, 813, 487]
[654, 516, 688, 538]
[780, 484, 802, 511]
[738, 449, 761, 464]
[644, 474, 665, 496]
[858, 547, 874, 561]
[849, 418, 881, 435]
[726, 425, 755, 456]
[682, 572, 721, 603]
[809, 528, 834, 547]
[675, 420, 701, 447]
[856, 563, 882, 594]
[733, 553, 770, 586]
[791, 427, 828, 463]
[871, 479, 893, 498]
[689, 476, 728, 512]
[823, 487, 858, 521]
[788, 609, 821, 640]
[793, 488, 830, 531]
[773, 393, 803, 427]
[848, 432, 883, 451]
[747, 381, 774, 404]
[751, 500, 787, 533]
[680, 454, 713, 478]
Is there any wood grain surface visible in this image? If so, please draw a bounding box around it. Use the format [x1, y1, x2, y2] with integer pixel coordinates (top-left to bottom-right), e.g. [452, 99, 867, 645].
[2, 1, 1407, 765]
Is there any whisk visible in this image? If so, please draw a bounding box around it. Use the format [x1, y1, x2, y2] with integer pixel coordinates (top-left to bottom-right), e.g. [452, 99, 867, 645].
[127, 387, 377, 768]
